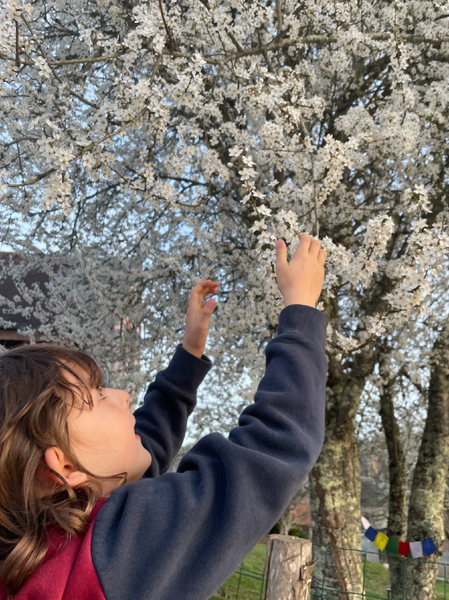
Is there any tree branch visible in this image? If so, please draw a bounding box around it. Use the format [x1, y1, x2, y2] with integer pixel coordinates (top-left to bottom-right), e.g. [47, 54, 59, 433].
[2, 32, 449, 71]
[399, 366, 426, 396]
[8, 168, 56, 188]
[14, 19, 20, 68]
[276, 0, 283, 35]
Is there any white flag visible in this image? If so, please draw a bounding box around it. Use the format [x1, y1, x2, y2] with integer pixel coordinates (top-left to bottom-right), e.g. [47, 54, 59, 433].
[361, 516, 371, 530]
[410, 542, 423, 558]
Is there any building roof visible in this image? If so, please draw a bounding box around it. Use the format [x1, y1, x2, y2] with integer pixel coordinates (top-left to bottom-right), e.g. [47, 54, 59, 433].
[292, 502, 312, 527]
[0, 252, 49, 330]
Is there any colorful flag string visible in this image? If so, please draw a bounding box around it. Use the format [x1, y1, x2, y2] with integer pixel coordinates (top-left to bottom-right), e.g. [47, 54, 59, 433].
[361, 516, 437, 558]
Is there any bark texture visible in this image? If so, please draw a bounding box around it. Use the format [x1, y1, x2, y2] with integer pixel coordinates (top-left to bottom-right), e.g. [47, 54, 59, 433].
[406, 317, 449, 599]
[264, 535, 314, 600]
[378, 356, 407, 599]
[310, 347, 376, 599]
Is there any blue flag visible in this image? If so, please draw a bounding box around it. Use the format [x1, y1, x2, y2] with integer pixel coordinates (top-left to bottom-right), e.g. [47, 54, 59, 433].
[422, 538, 437, 556]
[365, 526, 377, 542]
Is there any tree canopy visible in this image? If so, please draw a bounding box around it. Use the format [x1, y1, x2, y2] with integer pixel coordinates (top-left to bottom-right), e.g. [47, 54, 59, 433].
[2, 1, 449, 592]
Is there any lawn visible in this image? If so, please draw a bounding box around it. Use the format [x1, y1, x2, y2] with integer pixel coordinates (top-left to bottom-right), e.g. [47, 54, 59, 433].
[209, 545, 449, 600]
[361, 560, 449, 600]
[209, 543, 267, 600]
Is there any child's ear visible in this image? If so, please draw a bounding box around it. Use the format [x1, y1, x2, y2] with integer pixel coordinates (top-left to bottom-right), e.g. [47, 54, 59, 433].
[43, 447, 88, 488]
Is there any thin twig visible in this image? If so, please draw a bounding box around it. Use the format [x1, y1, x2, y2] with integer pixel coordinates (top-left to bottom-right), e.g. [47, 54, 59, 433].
[311, 151, 319, 239]
[16, 142, 24, 182]
[8, 168, 56, 188]
[158, 0, 177, 51]
[70, 93, 100, 110]
[14, 20, 20, 68]
[399, 366, 425, 395]
[174, 196, 209, 208]
[20, 13, 63, 84]
[258, 30, 274, 72]
[226, 31, 243, 52]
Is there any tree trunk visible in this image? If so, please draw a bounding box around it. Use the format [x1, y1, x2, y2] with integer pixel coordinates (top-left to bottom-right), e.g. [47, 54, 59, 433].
[310, 348, 376, 599]
[310, 427, 363, 599]
[378, 356, 407, 600]
[264, 536, 315, 600]
[406, 318, 449, 599]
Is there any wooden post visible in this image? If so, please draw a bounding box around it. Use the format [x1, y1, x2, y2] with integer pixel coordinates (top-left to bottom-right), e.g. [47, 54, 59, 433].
[264, 534, 316, 600]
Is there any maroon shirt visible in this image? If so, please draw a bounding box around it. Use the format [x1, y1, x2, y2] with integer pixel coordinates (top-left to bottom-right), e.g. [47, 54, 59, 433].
[0, 499, 108, 600]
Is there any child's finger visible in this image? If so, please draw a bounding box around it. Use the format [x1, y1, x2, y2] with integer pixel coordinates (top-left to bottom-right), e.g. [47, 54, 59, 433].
[199, 284, 219, 302]
[197, 280, 220, 291]
[190, 281, 219, 303]
[318, 249, 327, 265]
[309, 238, 321, 257]
[200, 298, 217, 320]
[275, 239, 287, 269]
[297, 233, 311, 254]
[199, 279, 219, 286]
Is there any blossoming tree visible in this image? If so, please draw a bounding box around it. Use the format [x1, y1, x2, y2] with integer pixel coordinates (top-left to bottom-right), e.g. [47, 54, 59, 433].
[2, 0, 449, 595]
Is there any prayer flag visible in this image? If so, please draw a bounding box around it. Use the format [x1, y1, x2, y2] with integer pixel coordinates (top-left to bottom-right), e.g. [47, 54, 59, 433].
[410, 542, 423, 558]
[422, 538, 437, 556]
[374, 532, 389, 551]
[361, 516, 371, 530]
[365, 526, 377, 542]
[398, 542, 410, 557]
[385, 538, 399, 555]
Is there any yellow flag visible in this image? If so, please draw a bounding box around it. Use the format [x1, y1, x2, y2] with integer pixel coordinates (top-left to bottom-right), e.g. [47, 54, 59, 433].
[374, 532, 389, 551]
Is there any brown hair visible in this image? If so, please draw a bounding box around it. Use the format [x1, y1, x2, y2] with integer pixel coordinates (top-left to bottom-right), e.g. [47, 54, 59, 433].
[0, 343, 127, 598]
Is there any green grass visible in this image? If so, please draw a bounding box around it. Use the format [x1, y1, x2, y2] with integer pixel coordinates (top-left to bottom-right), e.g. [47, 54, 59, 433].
[310, 560, 392, 600]
[209, 546, 449, 600]
[209, 543, 267, 600]
[357, 560, 449, 600]
[436, 578, 449, 599]
[362, 561, 392, 599]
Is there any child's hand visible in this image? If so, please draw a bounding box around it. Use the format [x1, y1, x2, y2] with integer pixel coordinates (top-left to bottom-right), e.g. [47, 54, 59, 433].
[275, 233, 327, 308]
[183, 280, 220, 358]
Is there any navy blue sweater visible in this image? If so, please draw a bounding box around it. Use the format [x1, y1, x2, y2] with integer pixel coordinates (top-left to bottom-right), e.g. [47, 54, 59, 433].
[2, 304, 327, 600]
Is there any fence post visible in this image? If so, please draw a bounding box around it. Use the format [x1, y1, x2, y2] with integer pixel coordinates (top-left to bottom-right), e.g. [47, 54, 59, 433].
[264, 534, 316, 600]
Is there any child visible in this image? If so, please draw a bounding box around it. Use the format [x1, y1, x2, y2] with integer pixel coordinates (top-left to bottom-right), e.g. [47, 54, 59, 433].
[0, 233, 327, 600]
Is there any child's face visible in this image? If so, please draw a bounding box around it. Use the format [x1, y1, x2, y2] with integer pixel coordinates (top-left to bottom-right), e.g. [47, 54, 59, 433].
[61, 365, 153, 497]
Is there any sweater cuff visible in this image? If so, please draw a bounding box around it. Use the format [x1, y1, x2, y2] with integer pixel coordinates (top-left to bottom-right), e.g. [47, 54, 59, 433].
[278, 305, 328, 353]
[160, 344, 212, 396]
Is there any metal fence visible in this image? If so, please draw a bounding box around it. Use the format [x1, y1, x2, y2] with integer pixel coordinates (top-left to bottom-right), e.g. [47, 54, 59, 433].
[311, 543, 449, 600]
[210, 560, 266, 600]
[210, 541, 449, 600]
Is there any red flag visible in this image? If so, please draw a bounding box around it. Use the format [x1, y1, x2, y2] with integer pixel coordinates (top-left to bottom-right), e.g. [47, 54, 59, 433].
[398, 542, 410, 557]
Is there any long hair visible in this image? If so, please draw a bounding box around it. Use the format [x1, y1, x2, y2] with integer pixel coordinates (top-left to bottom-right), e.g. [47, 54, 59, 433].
[0, 343, 128, 598]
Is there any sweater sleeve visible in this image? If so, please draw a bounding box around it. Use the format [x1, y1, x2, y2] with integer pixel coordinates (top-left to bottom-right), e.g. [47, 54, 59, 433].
[91, 304, 327, 600]
[134, 344, 212, 477]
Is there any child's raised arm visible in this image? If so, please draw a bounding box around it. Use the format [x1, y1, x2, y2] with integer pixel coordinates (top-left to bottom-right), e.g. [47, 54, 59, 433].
[134, 280, 219, 478]
[91, 235, 328, 600]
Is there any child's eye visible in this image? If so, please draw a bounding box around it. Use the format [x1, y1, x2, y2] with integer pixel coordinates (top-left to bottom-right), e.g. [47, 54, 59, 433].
[98, 387, 106, 400]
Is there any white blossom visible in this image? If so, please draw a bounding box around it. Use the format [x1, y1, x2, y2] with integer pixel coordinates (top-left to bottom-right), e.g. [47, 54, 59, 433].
[0, 0, 448, 433]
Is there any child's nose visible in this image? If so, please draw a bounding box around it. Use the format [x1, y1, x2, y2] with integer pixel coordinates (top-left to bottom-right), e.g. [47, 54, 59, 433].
[110, 388, 130, 409]
[122, 391, 130, 410]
